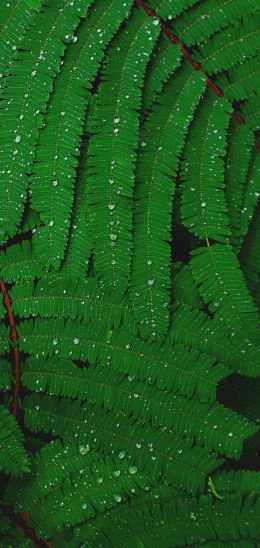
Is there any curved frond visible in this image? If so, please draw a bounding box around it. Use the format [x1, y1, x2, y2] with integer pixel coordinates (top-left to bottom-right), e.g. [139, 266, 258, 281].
[217, 56, 260, 101]
[11, 275, 135, 330]
[0, 0, 90, 244]
[180, 94, 232, 243]
[224, 121, 254, 252]
[62, 494, 260, 547]
[0, 359, 12, 391]
[142, 34, 181, 114]
[31, 0, 133, 270]
[0, 0, 41, 78]
[24, 393, 222, 495]
[197, 13, 260, 74]
[130, 65, 205, 341]
[0, 405, 30, 477]
[190, 243, 260, 336]
[18, 317, 230, 402]
[173, 0, 259, 47]
[86, 8, 160, 292]
[0, 240, 43, 282]
[22, 358, 258, 459]
[170, 302, 260, 377]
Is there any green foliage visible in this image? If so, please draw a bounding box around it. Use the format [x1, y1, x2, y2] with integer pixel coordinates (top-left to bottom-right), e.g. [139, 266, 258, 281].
[0, 405, 30, 477]
[0, 0, 259, 545]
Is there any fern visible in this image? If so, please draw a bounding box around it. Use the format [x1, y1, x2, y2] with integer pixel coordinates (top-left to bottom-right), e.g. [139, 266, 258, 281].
[0, 0, 259, 544]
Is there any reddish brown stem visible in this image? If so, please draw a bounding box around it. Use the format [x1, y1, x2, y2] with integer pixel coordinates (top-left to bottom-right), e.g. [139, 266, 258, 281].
[135, 0, 259, 141]
[0, 502, 52, 548]
[0, 280, 19, 416]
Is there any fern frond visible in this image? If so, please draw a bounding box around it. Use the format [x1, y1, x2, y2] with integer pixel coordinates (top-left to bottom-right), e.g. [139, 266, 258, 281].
[61, 107, 93, 278]
[0, 0, 90, 244]
[149, 0, 199, 21]
[142, 34, 181, 114]
[86, 8, 160, 293]
[214, 470, 260, 496]
[0, 405, 30, 477]
[130, 65, 205, 340]
[224, 121, 254, 252]
[217, 56, 260, 101]
[197, 13, 260, 74]
[6, 439, 156, 538]
[18, 317, 229, 402]
[170, 302, 260, 377]
[190, 244, 260, 336]
[23, 393, 222, 495]
[31, 0, 133, 270]
[240, 94, 260, 131]
[0, 324, 10, 356]
[172, 263, 204, 309]
[0, 0, 41, 78]
[240, 150, 260, 248]
[0, 240, 43, 282]
[173, 0, 259, 47]
[62, 494, 260, 547]
[180, 94, 232, 243]
[22, 358, 258, 459]
[11, 275, 134, 330]
[0, 359, 12, 391]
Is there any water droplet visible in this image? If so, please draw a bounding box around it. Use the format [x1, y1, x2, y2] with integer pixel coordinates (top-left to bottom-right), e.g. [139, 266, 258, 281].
[153, 18, 160, 25]
[52, 339, 58, 345]
[73, 337, 80, 345]
[113, 470, 120, 477]
[148, 279, 154, 286]
[97, 477, 103, 484]
[147, 259, 152, 265]
[129, 466, 138, 475]
[52, 180, 58, 186]
[110, 234, 117, 241]
[113, 494, 122, 503]
[118, 451, 125, 459]
[228, 432, 234, 437]
[113, 128, 119, 134]
[31, 70, 36, 77]
[49, 220, 54, 227]
[201, 202, 206, 208]
[125, 344, 130, 350]
[108, 203, 115, 210]
[114, 117, 120, 123]
[79, 444, 90, 455]
[15, 135, 21, 143]
[82, 503, 88, 510]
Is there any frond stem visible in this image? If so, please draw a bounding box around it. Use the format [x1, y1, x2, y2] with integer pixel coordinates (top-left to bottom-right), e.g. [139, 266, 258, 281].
[135, 0, 260, 149]
[0, 280, 19, 416]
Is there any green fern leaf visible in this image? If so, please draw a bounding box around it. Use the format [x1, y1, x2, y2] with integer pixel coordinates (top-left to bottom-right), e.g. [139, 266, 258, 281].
[21, 357, 258, 459]
[31, 0, 133, 270]
[190, 243, 260, 335]
[0, 240, 43, 282]
[180, 94, 232, 243]
[11, 275, 134, 330]
[130, 65, 205, 340]
[0, 405, 30, 477]
[197, 13, 260, 74]
[149, 0, 199, 21]
[18, 317, 229, 402]
[23, 393, 222, 495]
[216, 56, 260, 101]
[0, 0, 90, 244]
[0, 0, 41, 78]
[142, 34, 181, 114]
[224, 121, 254, 251]
[86, 8, 160, 292]
[170, 302, 260, 377]
[0, 359, 12, 391]
[173, 0, 259, 47]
